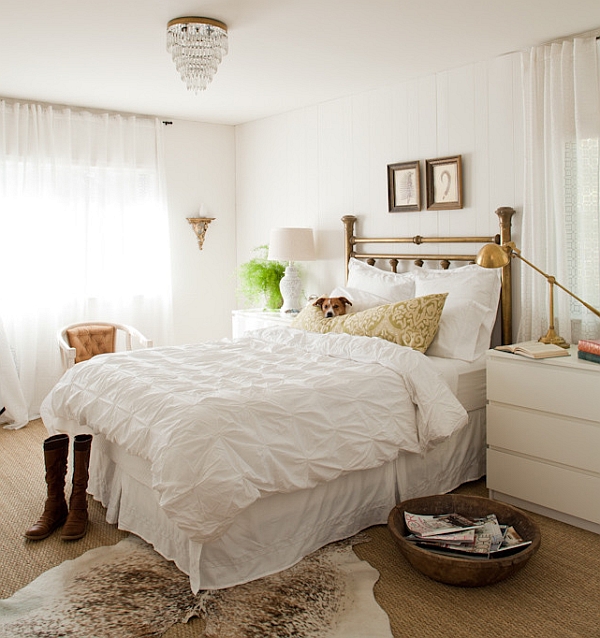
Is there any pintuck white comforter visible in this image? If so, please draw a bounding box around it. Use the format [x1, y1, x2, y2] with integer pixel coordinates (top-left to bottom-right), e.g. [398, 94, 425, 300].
[41, 327, 467, 544]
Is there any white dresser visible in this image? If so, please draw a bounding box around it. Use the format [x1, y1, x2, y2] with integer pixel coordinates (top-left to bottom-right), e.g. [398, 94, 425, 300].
[486, 346, 600, 534]
[231, 309, 295, 339]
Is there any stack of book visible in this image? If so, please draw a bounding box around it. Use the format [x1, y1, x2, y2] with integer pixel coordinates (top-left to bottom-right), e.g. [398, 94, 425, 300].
[403, 511, 532, 559]
[577, 339, 600, 364]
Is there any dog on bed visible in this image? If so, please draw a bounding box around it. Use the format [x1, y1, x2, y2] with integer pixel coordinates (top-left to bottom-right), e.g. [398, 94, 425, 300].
[313, 296, 352, 318]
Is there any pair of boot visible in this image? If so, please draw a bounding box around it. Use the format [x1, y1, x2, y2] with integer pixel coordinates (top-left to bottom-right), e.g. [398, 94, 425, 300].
[24, 433, 93, 541]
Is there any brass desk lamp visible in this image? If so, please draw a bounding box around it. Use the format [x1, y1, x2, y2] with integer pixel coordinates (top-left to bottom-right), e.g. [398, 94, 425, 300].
[476, 241, 600, 348]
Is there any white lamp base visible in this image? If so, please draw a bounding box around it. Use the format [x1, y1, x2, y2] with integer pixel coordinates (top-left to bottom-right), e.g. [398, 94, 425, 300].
[279, 263, 303, 315]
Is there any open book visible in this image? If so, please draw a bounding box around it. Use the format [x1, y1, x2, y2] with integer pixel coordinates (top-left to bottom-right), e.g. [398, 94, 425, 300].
[495, 340, 570, 359]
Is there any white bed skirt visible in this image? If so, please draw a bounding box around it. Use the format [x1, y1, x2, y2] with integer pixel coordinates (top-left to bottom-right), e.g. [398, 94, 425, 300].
[88, 408, 485, 592]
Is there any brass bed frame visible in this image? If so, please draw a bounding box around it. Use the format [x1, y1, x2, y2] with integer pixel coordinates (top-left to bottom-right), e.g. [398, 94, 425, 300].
[342, 207, 515, 345]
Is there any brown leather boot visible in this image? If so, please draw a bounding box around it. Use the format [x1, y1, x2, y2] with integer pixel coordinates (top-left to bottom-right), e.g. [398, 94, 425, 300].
[24, 434, 69, 540]
[61, 434, 93, 541]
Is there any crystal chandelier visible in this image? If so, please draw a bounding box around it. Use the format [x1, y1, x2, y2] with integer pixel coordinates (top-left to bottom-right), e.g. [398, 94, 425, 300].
[166, 17, 228, 93]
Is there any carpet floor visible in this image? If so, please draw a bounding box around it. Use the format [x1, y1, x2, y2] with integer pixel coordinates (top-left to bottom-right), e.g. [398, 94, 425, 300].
[1, 419, 599, 637]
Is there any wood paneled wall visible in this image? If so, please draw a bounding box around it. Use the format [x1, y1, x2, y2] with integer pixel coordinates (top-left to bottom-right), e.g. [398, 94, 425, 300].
[235, 52, 524, 303]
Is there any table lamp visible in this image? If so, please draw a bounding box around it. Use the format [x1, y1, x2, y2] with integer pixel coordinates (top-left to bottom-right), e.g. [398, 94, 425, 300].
[476, 241, 600, 348]
[268, 228, 316, 315]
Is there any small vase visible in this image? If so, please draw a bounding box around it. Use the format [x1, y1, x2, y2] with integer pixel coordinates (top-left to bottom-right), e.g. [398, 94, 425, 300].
[264, 290, 283, 310]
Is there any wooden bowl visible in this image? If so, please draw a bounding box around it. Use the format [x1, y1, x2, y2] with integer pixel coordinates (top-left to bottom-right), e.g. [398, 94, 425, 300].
[388, 494, 541, 587]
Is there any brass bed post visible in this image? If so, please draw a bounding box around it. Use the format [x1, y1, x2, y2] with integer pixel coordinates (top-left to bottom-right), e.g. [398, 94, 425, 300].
[496, 206, 515, 345]
[342, 215, 357, 283]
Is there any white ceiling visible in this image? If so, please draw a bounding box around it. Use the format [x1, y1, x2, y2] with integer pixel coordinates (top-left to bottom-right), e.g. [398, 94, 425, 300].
[2, 0, 600, 126]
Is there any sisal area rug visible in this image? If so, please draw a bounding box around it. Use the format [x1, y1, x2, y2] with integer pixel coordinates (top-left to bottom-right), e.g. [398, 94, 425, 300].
[0, 534, 392, 638]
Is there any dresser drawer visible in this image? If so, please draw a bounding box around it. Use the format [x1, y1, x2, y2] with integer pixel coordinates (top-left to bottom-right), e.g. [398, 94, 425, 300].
[487, 403, 600, 474]
[487, 355, 599, 421]
[487, 449, 600, 525]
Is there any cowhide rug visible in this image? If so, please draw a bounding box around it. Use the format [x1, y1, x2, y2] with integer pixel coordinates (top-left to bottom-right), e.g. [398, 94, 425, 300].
[0, 534, 392, 638]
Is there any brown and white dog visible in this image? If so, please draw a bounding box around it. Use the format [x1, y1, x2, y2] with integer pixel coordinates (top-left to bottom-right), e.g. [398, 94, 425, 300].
[313, 296, 352, 318]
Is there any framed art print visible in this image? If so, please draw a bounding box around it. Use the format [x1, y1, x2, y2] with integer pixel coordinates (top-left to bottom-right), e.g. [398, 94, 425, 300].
[425, 155, 463, 210]
[387, 161, 421, 212]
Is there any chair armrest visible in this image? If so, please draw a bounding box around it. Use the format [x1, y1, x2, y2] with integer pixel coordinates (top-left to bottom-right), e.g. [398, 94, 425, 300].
[57, 329, 77, 369]
[119, 324, 153, 350]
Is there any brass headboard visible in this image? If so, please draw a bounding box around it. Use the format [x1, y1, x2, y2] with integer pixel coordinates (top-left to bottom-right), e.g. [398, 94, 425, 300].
[342, 207, 515, 345]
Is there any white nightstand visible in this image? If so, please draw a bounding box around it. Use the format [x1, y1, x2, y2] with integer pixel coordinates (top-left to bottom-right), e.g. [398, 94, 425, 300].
[231, 309, 296, 339]
[486, 346, 600, 534]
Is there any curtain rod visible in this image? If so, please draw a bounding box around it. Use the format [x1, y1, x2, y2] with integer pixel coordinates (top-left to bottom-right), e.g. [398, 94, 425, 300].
[540, 26, 600, 46]
[498, 27, 600, 59]
[0, 96, 168, 122]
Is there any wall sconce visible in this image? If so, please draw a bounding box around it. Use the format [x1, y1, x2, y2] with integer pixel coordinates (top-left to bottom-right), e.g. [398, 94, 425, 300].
[187, 217, 215, 250]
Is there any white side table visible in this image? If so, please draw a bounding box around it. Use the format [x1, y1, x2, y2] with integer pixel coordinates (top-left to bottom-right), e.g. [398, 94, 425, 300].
[231, 309, 296, 339]
[486, 346, 600, 534]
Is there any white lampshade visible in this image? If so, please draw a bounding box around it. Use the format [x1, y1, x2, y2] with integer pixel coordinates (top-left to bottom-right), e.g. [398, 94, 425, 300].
[267, 228, 315, 263]
[267, 227, 315, 315]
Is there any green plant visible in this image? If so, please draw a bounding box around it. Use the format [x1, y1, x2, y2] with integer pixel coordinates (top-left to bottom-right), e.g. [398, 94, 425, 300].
[236, 245, 287, 310]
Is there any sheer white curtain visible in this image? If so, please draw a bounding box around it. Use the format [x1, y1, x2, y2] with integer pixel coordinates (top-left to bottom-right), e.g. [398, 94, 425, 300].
[519, 36, 600, 343]
[0, 100, 173, 420]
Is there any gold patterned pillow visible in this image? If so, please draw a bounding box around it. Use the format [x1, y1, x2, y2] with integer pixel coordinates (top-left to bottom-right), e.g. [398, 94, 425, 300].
[291, 293, 448, 352]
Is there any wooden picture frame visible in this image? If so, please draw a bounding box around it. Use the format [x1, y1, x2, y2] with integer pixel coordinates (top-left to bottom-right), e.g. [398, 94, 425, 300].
[387, 161, 421, 212]
[425, 155, 463, 210]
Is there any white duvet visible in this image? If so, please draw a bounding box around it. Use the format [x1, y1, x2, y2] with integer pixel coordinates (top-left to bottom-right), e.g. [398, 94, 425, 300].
[41, 327, 467, 544]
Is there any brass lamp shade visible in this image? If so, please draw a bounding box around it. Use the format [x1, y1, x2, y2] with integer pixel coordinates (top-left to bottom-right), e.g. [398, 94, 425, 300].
[475, 243, 511, 269]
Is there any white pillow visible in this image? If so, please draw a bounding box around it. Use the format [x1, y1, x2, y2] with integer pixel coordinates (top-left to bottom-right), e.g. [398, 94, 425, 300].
[425, 299, 489, 361]
[414, 264, 501, 360]
[347, 258, 415, 301]
[329, 286, 389, 313]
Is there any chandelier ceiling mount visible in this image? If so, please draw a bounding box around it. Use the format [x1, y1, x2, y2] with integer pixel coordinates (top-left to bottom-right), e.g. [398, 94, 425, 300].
[166, 17, 228, 93]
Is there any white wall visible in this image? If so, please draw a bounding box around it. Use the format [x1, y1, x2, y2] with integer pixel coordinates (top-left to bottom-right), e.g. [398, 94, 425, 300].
[161, 51, 525, 344]
[235, 53, 525, 315]
[163, 119, 237, 343]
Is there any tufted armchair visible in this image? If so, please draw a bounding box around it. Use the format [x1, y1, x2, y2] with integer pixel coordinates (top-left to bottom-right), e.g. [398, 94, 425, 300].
[57, 322, 153, 370]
